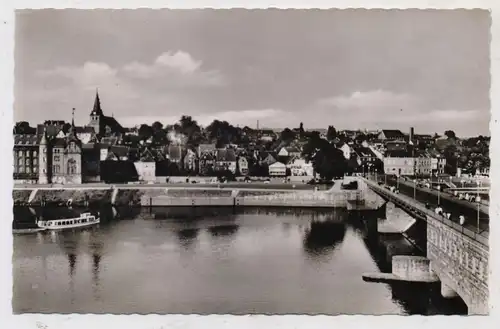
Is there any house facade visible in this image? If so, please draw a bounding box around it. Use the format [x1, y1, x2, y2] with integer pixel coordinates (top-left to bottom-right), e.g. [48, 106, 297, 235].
[287, 158, 313, 176]
[415, 156, 432, 177]
[269, 162, 287, 176]
[383, 153, 415, 176]
[215, 148, 237, 173]
[13, 134, 39, 183]
[238, 156, 249, 176]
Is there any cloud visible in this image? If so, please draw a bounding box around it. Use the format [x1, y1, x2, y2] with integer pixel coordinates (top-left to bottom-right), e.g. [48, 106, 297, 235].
[38, 51, 225, 90]
[155, 51, 201, 74]
[121, 51, 225, 86]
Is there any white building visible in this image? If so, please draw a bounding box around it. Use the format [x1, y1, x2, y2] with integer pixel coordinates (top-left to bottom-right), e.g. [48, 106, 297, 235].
[339, 144, 351, 160]
[269, 162, 287, 176]
[134, 161, 156, 183]
[384, 156, 415, 176]
[287, 158, 314, 176]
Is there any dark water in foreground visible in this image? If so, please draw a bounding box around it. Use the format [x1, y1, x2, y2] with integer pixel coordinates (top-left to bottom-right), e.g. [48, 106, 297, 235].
[13, 206, 467, 315]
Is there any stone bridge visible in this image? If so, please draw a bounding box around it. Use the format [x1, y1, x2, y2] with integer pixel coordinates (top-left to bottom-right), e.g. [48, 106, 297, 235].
[363, 178, 489, 315]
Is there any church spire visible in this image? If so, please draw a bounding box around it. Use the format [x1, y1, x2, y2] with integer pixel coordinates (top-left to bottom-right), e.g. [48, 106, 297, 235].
[91, 89, 103, 116]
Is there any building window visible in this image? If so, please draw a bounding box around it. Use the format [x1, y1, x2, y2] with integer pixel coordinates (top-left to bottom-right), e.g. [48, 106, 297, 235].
[43, 148, 47, 153]
[67, 158, 77, 175]
[19, 166, 24, 173]
[54, 155, 60, 162]
[26, 167, 31, 174]
[54, 165, 60, 174]
[33, 151, 38, 157]
[34, 167, 38, 173]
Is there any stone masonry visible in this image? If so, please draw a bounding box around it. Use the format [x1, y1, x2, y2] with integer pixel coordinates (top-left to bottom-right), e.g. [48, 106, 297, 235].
[427, 218, 489, 314]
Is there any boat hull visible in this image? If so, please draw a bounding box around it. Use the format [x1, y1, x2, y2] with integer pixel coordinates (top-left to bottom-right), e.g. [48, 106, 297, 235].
[37, 219, 100, 230]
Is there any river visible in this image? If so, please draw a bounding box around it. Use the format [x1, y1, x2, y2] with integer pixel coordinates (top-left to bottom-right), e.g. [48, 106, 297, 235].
[12, 205, 467, 315]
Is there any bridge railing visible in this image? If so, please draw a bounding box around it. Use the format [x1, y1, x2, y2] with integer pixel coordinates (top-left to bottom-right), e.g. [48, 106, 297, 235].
[363, 178, 489, 247]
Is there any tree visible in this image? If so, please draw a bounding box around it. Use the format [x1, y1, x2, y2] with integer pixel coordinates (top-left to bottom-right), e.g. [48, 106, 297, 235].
[280, 128, 296, 142]
[327, 125, 337, 141]
[62, 123, 72, 134]
[444, 130, 456, 139]
[302, 134, 348, 180]
[443, 143, 458, 175]
[152, 121, 164, 132]
[138, 124, 153, 141]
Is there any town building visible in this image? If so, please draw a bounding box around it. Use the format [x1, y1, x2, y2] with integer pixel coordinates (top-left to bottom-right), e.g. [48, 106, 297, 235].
[215, 148, 237, 173]
[378, 129, 406, 142]
[278, 146, 301, 158]
[88, 91, 125, 138]
[237, 156, 249, 176]
[183, 149, 198, 174]
[198, 152, 215, 175]
[197, 143, 216, 157]
[287, 158, 314, 176]
[134, 148, 156, 183]
[414, 154, 432, 177]
[383, 151, 415, 176]
[269, 161, 287, 177]
[13, 134, 39, 184]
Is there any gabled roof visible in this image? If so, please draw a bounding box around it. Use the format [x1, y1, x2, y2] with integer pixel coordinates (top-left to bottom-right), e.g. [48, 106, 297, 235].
[140, 148, 155, 162]
[102, 115, 125, 134]
[101, 136, 119, 146]
[110, 145, 129, 158]
[75, 126, 96, 134]
[269, 161, 286, 167]
[380, 129, 405, 139]
[200, 152, 215, 161]
[352, 146, 377, 158]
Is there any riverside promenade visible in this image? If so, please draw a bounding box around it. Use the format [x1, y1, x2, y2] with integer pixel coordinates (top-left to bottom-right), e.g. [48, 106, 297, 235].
[13, 178, 371, 209]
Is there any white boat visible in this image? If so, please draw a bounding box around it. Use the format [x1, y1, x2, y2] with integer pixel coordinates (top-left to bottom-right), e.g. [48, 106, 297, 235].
[37, 212, 100, 230]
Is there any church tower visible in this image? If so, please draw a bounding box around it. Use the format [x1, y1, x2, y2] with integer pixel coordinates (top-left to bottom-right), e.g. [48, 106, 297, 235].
[89, 90, 103, 136]
[38, 128, 49, 184]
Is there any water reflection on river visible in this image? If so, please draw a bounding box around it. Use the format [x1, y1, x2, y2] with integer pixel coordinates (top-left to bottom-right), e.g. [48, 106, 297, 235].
[13, 206, 467, 315]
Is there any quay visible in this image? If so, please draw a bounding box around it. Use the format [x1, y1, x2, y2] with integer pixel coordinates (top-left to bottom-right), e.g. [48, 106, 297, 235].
[362, 177, 489, 315]
[13, 178, 371, 210]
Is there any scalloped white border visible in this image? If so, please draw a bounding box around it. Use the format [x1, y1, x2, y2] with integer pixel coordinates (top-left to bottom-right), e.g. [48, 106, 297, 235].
[0, 1, 498, 328]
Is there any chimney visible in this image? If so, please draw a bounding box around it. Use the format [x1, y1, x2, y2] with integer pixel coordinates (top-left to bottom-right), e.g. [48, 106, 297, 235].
[409, 127, 414, 143]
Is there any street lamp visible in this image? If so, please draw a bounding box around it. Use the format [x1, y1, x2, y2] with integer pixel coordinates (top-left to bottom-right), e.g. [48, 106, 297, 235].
[477, 180, 480, 233]
[413, 178, 417, 199]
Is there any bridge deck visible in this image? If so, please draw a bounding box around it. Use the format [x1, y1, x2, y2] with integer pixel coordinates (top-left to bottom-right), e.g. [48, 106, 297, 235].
[363, 179, 488, 247]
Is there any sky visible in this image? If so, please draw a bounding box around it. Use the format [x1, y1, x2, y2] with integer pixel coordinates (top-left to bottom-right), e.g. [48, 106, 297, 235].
[14, 9, 491, 137]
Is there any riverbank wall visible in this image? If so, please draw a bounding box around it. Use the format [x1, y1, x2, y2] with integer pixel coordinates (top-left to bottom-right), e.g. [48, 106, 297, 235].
[12, 179, 377, 210]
